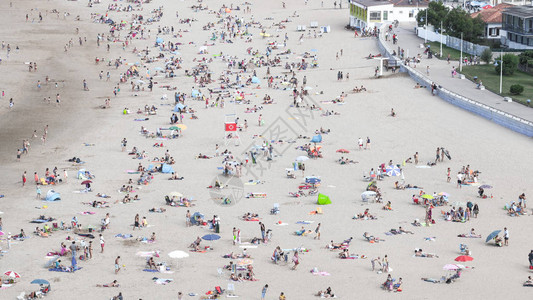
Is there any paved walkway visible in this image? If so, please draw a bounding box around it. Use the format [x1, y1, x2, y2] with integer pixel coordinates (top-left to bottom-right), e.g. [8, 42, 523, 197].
[384, 22, 533, 123]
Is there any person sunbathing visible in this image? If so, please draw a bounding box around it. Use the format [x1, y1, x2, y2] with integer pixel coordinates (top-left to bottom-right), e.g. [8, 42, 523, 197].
[415, 249, 438, 258]
[398, 226, 414, 234]
[149, 207, 166, 213]
[97, 280, 120, 287]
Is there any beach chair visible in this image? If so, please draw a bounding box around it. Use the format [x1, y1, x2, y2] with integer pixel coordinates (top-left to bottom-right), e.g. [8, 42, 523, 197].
[217, 267, 224, 277]
[270, 203, 280, 215]
[227, 283, 236, 297]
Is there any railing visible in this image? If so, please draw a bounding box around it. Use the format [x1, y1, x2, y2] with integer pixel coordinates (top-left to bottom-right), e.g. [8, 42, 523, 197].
[376, 24, 533, 137]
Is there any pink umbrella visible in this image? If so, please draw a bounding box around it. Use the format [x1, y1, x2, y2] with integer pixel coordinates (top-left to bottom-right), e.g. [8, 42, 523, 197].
[4, 271, 21, 278]
[0, 231, 4, 236]
[483, 5, 492, 9]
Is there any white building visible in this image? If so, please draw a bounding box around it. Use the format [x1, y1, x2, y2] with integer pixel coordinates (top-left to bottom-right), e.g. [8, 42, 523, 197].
[349, 0, 428, 29]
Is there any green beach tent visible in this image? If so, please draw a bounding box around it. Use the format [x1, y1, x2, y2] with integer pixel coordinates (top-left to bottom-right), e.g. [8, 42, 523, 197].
[317, 193, 331, 205]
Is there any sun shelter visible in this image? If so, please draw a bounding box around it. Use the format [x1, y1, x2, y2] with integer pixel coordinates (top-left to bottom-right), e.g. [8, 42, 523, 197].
[317, 193, 331, 205]
[161, 164, 174, 174]
[45, 190, 61, 201]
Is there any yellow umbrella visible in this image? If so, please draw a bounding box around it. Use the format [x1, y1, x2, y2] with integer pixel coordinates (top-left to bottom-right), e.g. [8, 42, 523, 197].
[176, 124, 187, 130]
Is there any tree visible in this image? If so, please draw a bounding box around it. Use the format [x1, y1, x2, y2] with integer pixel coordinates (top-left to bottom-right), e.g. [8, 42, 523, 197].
[416, 2, 449, 31]
[419, 5, 484, 43]
[518, 50, 533, 65]
[495, 54, 519, 76]
[480, 48, 492, 64]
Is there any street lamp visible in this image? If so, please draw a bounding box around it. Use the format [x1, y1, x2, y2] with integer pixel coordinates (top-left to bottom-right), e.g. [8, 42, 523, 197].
[440, 21, 443, 57]
[425, 8, 428, 43]
[459, 32, 463, 72]
[494, 50, 503, 94]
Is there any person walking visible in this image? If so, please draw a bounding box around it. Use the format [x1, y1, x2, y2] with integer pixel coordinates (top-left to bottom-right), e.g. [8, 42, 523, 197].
[528, 250, 533, 269]
[259, 222, 266, 242]
[22, 171, 27, 187]
[314, 223, 321, 240]
[261, 284, 269, 300]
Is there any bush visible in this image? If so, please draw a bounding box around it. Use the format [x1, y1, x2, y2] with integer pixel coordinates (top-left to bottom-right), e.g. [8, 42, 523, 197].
[495, 54, 518, 76]
[510, 84, 524, 95]
[480, 48, 492, 64]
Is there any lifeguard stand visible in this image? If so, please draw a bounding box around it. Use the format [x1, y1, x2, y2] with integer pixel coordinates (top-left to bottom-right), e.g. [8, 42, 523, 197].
[224, 114, 240, 146]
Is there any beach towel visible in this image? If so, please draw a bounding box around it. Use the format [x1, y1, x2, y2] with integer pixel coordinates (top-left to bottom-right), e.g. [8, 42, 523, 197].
[153, 277, 173, 285]
[312, 271, 331, 276]
[296, 221, 314, 224]
[49, 267, 82, 273]
[115, 234, 133, 239]
[79, 212, 96, 215]
[30, 219, 49, 223]
[134, 118, 149, 121]
[143, 269, 159, 272]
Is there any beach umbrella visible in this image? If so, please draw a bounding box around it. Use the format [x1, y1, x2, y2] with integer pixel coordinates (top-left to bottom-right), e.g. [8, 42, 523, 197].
[155, 37, 164, 44]
[386, 165, 401, 176]
[361, 191, 377, 197]
[455, 255, 473, 262]
[4, 271, 20, 278]
[479, 185, 492, 189]
[295, 156, 309, 162]
[136, 79, 145, 85]
[168, 250, 189, 259]
[202, 234, 221, 241]
[81, 180, 92, 185]
[199, 46, 208, 52]
[31, 279, 50, 285]
[44, 256, 59, 268]
[483, 4, 492, 9]
[154, 67, 164, 71]
[303, 86, 313, 90]
[336, 149, 349, 153]
[486, 230, 501, 242]
[237, 258, 253, 266]
[169, 126, 180, 130]
[0, 231, 4, 236]
[310, 135, 322, 143]
[168, 191, 183, 198]
[311, 49, 318, 52]
[421, 194, 434, 200]
[305, 177, 321, 184]
[176, 124, 187, 130]
[438, 192, 449, 196]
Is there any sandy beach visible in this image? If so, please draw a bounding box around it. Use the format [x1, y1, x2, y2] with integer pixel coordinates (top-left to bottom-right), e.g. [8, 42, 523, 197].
[0, 0, 532, 299]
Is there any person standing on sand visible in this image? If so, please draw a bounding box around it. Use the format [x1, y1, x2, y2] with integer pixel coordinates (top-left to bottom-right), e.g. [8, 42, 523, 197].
[22, 171, 27, 186]
[528, 250, 533, 269]
[365, 137, 371, 150]
[36, 186, 41, 199]
[100, 234, 105, 252]
[259, 222, 266, 242]
[186, 210, 191, 227]
[133, 214, 140, 230]
[414, 152, 419, 164]
[457, 172, 463, 188]
[504, 227, 509, 246]
[88, 241, 93, 259]
[447, 168, 451, 182]
[115, 256, 121, 274]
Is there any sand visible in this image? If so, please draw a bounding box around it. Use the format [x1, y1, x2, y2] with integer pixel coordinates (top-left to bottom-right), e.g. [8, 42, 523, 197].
[0, 0, 532, 299]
